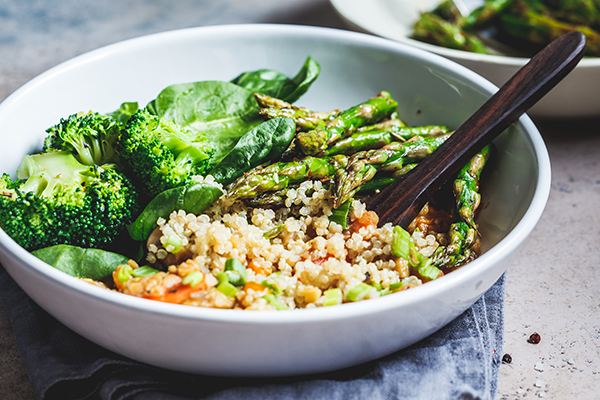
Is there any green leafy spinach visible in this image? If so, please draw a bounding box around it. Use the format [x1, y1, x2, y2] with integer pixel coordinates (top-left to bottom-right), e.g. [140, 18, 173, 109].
[151, 81, 263, 165]
[32, 245, 129, 281]
[127, 182, 223, 241]
[231, 56, 320, 103]
[209, 117, 295, 185]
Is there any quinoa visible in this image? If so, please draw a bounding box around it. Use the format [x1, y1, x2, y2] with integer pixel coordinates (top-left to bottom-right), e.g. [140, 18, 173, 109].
[99, 179, 465, 310]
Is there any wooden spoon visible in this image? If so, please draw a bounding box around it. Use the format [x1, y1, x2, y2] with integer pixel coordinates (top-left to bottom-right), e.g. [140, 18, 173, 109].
[365, 31, 586, 228]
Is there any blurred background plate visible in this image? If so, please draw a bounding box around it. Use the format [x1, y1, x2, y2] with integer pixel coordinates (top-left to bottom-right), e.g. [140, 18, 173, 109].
[330, 0, 600, 119]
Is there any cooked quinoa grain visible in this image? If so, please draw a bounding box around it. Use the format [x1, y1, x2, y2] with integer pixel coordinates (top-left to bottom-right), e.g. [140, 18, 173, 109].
[94, 180, 474, 310]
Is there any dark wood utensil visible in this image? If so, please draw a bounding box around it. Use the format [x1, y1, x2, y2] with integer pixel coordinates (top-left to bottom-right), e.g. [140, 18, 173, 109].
[366, 31, 586, 228]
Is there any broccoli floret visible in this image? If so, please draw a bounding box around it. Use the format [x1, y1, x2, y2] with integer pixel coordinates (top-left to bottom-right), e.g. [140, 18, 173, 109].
[43, 111, 122, 166]
[0, 151, 140, 251]
[117, 109, 214, 197]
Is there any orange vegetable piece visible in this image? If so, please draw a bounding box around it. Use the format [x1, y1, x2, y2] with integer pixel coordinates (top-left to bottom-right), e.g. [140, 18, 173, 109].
[349, 210, 379, 234]
[247, 259, 272, 276]
[144, 281, 207, 304]
[243, 281, 268, 293]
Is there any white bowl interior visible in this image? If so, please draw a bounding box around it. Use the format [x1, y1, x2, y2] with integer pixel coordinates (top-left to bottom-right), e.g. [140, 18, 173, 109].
[0, 24, 550, 376]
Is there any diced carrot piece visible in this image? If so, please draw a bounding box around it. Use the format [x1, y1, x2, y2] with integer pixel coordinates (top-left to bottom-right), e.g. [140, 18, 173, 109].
[243, 281, 267, 293]
[349, 210, 379, 234]
[144, 281, 206, 304]
[247, 259, 272, 276]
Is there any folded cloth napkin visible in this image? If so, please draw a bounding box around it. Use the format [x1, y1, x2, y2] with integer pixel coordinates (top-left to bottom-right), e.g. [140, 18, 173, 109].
[0, 265, 504, 400]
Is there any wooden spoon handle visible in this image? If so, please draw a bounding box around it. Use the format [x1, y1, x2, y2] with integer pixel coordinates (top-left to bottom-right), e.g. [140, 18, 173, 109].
[366, 31, 587, 228]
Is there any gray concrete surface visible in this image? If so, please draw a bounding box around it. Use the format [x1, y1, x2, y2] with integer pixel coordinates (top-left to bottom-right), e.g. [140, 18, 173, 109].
[0, 1, 598, 399]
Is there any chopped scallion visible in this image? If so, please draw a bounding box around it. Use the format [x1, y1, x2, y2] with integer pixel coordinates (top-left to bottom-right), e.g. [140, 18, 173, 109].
[323, 288, 343, 306]
[182, 271, 204, 287]
[262, 294, 288, 310]
[131, 266, 159, 277]
[346, 283, 372, 302]
[164, 234, 183, 254]
[418, 258, 441, 281]
[392, 225, 411, 260]
[224, 258, 246, 286]
[264, 224, 285, 240]
[116, 265, 132, 283]
[389, 281, 405, 292]
[329, 199, 352, 229]
[261, 272, 282, 294]
[216, 272, 229, 284]
[217, 281, 239, 297]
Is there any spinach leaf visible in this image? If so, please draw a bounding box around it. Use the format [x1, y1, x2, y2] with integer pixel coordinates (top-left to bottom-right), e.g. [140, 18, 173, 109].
[127, 182, 223, 241]
[153, 81, 263, 165]
[231, 56, 320, 103]
[32, 245, 129, 281]
[209, 118, 295, 186]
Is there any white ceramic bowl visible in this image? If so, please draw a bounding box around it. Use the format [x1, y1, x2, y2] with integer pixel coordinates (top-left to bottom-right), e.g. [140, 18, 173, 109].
[331, 0, 600, 119]
[0, 24, 550, 376]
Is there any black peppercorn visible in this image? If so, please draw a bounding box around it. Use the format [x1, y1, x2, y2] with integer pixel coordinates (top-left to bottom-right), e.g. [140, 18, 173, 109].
[528, 332, 541, 344]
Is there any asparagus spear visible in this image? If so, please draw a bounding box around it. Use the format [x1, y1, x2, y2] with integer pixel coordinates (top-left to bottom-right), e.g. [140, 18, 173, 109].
[321, 130, 395, 156]
[412, 6, 489, 53]
[463, 0, 516, 30]
[355, 118, 449, 142]
[315, 110, 448, 156]
[544, 0, 600, 29]
[431, 221, 476, 269]
[432, 145, 491, 268]
[296, 92, 398, 155]
[255, 93, 339, 132]
[500, 0, 600, 56]
[226, 155, 347, 200]
[453, 144, 491, 229]
[333, 134, 451, 208]
[244, 185, 300, 208]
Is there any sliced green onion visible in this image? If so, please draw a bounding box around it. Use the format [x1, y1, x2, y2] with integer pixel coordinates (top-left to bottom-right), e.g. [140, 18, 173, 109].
[392, 225, 411, 260]
[215, 272, 239, 297]
[389, 281, 405, 292]
[261, 272, 282, 294]
[216, 272, 229, 284]
[264, 224, 285, 240]
[329, 199, 352, 229]
[263, 294, 289, 310]
[371, 281, 383, 291]
[116, 265, 133, 283]
[182, 271, 204, 287]
[380, 288, 390, 296]
[164, 234, 183, 254]
[409, 246, 423, 267]
[346, 283, 372, 302]
[418, 258, 441, 281]
[217, 281, 239, 297]
[224, 258, 246, 286]
[323, 288, 343, 306]
[131, 266, 159, 277]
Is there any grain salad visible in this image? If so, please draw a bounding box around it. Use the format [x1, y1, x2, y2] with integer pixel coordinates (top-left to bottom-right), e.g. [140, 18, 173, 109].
[102, 177, 477, 310]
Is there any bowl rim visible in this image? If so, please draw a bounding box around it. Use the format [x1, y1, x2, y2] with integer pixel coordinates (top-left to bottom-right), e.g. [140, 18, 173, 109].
[330, 0, 600, 69]
[395, 36, 600, 68]
[0, 23, 551, 325]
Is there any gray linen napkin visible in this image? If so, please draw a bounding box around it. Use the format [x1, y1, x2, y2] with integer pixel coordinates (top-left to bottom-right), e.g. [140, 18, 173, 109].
[0, 265, 504, 400]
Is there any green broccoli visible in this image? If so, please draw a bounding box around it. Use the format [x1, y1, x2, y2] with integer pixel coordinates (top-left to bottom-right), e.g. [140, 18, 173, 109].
[0, 151, 140, 251]
[117, 109, 214, 198]
[43, 111, 123, 166]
